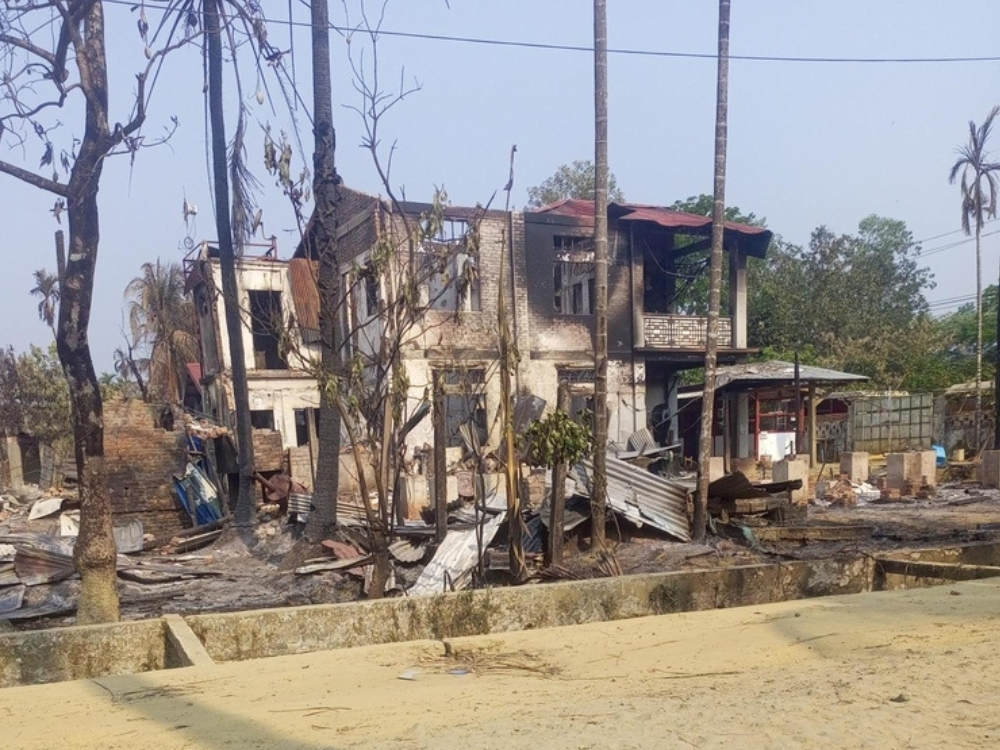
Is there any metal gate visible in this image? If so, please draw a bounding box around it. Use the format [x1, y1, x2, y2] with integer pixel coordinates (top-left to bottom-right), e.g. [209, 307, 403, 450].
[848, 394, 933, 454]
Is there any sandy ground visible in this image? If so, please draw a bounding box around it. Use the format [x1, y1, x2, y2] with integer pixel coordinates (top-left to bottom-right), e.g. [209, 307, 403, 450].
[5, 580, 1000, 750]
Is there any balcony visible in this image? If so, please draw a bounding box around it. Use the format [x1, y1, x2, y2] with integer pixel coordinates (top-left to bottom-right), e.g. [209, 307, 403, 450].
[642, 314, 732, 350]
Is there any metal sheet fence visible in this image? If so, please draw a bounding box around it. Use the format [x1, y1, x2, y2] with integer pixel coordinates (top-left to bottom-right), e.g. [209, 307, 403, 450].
[847, 394, 933, 454]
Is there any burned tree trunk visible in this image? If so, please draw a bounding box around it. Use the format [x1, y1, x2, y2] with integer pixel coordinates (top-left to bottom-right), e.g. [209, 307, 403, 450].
[58, 1, 120, 624]
[63, 129, 117, 625]
[694, 0, 731, 543]
[304, 0, 343, 541]
[205, 0, 256, 528]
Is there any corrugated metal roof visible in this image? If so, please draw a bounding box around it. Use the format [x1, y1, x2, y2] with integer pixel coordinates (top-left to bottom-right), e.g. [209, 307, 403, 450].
[579, 457, 692, 542]
[532, 199, 773, 257]
[713, 360, 869, 389]
[288, 258, 320, 332]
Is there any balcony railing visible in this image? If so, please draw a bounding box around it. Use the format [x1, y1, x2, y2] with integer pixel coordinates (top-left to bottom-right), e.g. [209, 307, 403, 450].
[643, 314, 732, 350]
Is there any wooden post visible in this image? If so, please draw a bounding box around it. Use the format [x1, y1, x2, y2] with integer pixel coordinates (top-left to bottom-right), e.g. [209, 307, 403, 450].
[307, 408, 319, 490]
[794, 353, 802, 455]
[432, 373, 448, 543]
[808, 382, 818, 467]
[547, 382, 569, 567]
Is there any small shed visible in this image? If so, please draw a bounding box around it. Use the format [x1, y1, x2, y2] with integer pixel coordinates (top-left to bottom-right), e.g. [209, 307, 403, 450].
[679, 360, 869, 467]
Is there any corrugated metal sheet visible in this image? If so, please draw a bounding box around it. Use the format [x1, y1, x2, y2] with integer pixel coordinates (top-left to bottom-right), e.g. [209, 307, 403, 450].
[288, 257, 320, 332]
[408, 488, 508, 596]
[533, 200, 773, 256]
[580, 456, 692, 542]
[408, 511, 506, 596]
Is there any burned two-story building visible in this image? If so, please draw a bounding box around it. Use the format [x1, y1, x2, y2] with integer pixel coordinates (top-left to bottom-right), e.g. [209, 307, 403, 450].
[186, 187, 773, 485]
[522, 198, 772, 456]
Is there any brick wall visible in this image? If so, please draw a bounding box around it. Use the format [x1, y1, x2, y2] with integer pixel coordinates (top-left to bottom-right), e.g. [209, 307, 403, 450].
[103, 399, 190, 541]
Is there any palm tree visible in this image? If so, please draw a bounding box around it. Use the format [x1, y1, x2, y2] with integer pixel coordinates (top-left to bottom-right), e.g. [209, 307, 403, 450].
[124, 260, 199, 404]
[949, 105, 1000, 450]
[303, 0, 344, 543]
[591, 0, 609, 551]
[29, 268, 60, 334]
[694, 0, 732, 543]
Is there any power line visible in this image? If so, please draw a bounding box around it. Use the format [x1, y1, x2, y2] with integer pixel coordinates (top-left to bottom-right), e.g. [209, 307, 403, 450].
[918, 228, 1000, 257]
[913, 217, 1000, 245]
[95, 0, 1000, 66]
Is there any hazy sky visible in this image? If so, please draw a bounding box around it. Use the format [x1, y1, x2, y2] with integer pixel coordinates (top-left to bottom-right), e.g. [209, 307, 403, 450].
[3, 0, 1000, 371]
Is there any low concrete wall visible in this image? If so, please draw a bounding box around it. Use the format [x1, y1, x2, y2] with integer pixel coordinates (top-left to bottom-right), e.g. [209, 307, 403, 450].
[875, 541, 1000, 589]
[6, 541, 1000, 687]
[0, 619, 170, 689]
[186, 557, 875, 663]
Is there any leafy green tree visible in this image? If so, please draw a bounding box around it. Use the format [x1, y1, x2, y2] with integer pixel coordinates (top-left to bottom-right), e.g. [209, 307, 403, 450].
[0, 344, 72, 446]
[526, 159, 624, 208]
[747, 216, 941, 390]
[667, 194, 769, 316]
[670, 194, 762, 225]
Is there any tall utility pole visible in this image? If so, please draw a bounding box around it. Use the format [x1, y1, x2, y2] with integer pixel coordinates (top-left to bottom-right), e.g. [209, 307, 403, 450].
[591, 0, 609, 551]
[206, 0, 256, 526]
[694, 0, 731, 543]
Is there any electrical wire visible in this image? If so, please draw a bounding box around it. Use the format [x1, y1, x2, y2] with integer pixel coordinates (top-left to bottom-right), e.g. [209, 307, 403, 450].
[94, 0, 1000, 66]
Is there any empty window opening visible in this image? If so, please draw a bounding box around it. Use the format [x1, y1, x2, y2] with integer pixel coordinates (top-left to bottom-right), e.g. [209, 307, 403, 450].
[248, 290, 286, 370]
[438, 368, 488, 448]
[250, 409, 275, 430]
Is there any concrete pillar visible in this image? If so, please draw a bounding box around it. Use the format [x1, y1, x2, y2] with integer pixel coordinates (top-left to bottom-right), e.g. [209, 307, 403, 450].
[736, 393, 751, 459]
[808, 383, 817, 467]
[632, 223, 645, 348]
[980, 450, 1000, 488]
[708, 456, 726, 484]
[773, 457, 809, 504]
[728, 246, 747, 349]
[839, 452, 869, 484]
[5, 435, 23, 487]
[886, 453, 908, 491]
[915, 450, 937, 488]
[667, 375, 679, 447]
[887, 451, 939, 491]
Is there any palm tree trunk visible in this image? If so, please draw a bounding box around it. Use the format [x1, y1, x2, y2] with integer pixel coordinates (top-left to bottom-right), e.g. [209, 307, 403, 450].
[304, 0, 343, 542]
[205, 0, 256, 526]
[976, 223, 983, 452]
[995, 256, 1000, 449]
[694, 0, 731, 543]
[591, 0, 609, 551]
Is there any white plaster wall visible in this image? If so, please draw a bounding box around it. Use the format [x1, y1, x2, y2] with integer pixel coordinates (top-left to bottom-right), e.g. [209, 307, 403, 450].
[245, 376, 323, 450]
[518, 358, 645, 446]
[207, 259, 320, 374]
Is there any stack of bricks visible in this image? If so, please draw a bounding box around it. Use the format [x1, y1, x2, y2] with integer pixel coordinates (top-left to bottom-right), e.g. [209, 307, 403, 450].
[103, 398, 190, 541]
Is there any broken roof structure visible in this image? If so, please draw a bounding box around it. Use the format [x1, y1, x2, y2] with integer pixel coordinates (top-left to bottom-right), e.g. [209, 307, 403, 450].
[533, 199, 774, 257]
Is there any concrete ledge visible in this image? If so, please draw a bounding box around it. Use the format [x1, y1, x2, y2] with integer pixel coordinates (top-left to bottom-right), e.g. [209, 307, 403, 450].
[0, 619, 167, 689]
[186, 557, 875, 663]
[163, 613, 215, 667]
[5, 541, 1000, 688]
